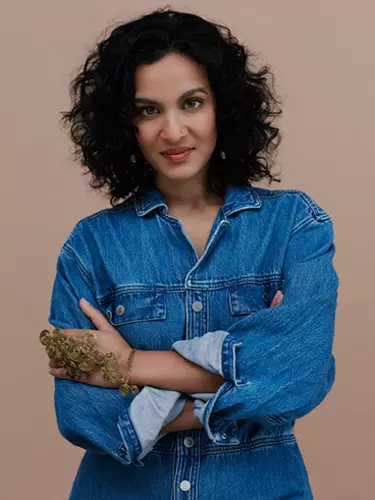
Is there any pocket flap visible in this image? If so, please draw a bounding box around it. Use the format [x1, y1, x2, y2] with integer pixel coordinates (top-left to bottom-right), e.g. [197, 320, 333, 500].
[229, 282, 281, 315]
[102, 291, 166, 326]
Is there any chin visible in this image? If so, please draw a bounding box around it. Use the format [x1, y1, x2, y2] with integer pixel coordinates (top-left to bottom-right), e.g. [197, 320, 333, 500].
[156, 163, 207, 182]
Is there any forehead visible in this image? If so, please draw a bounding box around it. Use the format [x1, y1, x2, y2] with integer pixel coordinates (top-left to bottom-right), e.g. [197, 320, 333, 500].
[134, 53, 211, 99]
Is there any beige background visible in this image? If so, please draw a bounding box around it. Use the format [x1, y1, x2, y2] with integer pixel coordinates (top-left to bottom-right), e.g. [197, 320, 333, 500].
[1, 1, 374, 498]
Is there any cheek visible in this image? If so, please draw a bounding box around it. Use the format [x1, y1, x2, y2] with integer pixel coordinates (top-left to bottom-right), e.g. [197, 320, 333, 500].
[136, 125, 157, 150]
[198, 115, 217, 146]
[197, 109, 216, 137]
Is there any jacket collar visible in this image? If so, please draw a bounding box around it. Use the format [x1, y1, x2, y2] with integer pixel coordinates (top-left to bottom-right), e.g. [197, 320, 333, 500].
[134, 184, 262, 217]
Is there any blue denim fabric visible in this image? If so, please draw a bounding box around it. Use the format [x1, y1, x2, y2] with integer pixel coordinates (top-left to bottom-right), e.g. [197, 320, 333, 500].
[48, 185, 338, 499]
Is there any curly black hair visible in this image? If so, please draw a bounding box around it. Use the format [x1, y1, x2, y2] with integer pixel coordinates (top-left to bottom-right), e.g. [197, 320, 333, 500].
[61, 6, 282, 206]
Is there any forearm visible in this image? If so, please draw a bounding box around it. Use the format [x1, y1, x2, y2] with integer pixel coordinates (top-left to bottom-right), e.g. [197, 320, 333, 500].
[161, 399, 204, 433]
[53, 379, 143, 466]
[130, 350, 226, 393]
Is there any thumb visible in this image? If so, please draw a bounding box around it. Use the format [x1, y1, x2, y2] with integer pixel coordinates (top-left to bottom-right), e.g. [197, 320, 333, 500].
[79, 298, 116, 331]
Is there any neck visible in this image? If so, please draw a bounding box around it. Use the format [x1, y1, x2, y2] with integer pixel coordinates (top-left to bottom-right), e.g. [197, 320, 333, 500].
[155, 174, 224, 214]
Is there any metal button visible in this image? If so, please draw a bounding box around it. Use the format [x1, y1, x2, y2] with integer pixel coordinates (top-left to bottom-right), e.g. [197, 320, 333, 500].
[183, 437, 194, 448]
[179, 480, 191, 492]
[221, 432, 227, 440]
[192, 301, 203, 312]
[116, 304, 125, 316]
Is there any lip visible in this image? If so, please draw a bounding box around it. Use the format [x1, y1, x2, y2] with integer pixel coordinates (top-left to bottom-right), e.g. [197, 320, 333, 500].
[161, 147, 194, 155]
[160, 148, 194, 163]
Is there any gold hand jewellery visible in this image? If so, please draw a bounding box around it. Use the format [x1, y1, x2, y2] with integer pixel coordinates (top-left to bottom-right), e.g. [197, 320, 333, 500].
[39, 328, 139, 395]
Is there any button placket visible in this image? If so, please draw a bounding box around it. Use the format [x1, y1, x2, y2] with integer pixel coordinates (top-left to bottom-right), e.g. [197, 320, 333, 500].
[186, 291, 207, 339]
[174, 430, 200, 497]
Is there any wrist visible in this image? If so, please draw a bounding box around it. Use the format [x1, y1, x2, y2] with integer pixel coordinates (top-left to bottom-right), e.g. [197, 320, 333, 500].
[116, 346, 142, 394]
[161, 399, 203, 434]
[128, 349, 147, 386]
[119, 345, 133, 379]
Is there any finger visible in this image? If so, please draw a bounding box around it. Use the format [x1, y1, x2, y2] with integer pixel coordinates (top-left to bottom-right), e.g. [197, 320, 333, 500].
[49, 367, 69, 379]
[79, 298, 116, 332]
[57, 328, 86, 339]
[270, 290, 284, 308]
[49, 359, 63, 369]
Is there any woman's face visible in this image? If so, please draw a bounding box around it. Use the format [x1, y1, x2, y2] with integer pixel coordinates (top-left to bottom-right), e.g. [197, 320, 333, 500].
[133, 52, 217, 185]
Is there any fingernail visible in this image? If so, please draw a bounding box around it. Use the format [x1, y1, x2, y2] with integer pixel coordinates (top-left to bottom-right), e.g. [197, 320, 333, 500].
[81, 298, 90, 306]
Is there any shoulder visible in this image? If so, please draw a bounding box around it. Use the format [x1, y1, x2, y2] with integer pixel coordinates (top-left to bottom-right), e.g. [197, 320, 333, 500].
[60, 199, 135, 254]
[253, 186, 331, 224]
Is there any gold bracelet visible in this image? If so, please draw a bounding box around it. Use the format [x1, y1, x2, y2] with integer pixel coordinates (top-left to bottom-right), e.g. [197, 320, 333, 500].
[119, 348, 139, 396]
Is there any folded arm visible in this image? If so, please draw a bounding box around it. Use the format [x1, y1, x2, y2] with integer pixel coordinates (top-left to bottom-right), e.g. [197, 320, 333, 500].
[133, 212, 338, 444]
[172, 216, 338, 441]
[48, 243, 212, 465]
[48, 245, 193, 466]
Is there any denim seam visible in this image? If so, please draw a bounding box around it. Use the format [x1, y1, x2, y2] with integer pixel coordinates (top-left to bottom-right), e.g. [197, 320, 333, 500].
[61, 245, 94, 286]
[188, 274, 283, 289]
[300, 192, 331, 221]
[85, 201, 133, 221]
[97, 286, 187, 300]
[201, 382, 232, 441]
[222, 335, 247, 386]
[255, 188, 308, 199]
[290, 215, 330, 239]
[150, 434, 297, 456]
[201, 435, 297, 455]
[95, 274, 284, 299]
[117, 406, 143, 465]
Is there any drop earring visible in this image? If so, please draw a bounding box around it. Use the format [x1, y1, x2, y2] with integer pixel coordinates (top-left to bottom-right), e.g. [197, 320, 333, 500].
[130, 154, 137, 164]
[220, 150, 226, 160]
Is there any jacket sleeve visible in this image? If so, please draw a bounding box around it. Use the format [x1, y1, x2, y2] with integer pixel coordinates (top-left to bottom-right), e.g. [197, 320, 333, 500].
[172, 214, 338, 442]
[48, 241, 186, 465]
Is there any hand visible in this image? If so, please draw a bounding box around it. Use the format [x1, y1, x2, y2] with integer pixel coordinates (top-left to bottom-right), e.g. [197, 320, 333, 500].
[48, 298, 132, 388]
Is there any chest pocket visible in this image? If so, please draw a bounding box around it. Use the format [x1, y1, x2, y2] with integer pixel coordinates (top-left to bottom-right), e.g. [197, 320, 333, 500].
[229, 281, 282, 316]
[100, 291, 166, 327]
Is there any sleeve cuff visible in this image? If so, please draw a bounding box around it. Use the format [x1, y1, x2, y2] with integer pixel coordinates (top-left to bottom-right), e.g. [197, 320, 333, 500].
[172, 331, 243, 444]
[117, 405, 143, 465]
[172, 330, 229, 377]
[193, 387, 240, 444]
[220, 333, 245, 385]
[118, 387, 187, 463]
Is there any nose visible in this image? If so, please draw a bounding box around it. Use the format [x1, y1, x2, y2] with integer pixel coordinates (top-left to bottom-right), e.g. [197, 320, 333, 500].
[160, 113, 186, 142]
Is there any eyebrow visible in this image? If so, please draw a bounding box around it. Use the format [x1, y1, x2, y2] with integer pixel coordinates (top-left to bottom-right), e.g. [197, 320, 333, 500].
[134, 87, 209, 105]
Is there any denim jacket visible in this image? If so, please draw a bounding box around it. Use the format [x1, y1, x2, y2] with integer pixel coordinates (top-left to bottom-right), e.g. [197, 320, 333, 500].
[48, 185, 338, 499]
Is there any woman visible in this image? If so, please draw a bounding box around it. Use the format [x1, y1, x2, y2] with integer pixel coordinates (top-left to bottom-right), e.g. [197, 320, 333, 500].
[44, 7, 338, 499]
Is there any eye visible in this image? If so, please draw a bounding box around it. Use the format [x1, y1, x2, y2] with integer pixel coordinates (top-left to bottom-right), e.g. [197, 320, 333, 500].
[184, 98, 203, 110]
[136, 106, 158, 117]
